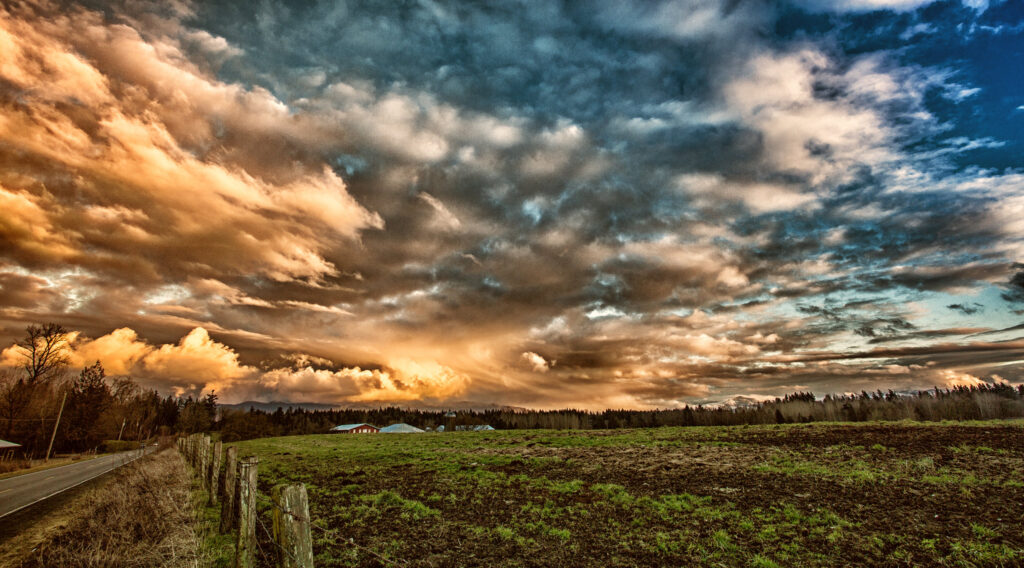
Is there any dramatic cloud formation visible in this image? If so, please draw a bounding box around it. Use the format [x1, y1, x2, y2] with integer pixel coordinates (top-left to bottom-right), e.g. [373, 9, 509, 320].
[1, 0, 1022, 408]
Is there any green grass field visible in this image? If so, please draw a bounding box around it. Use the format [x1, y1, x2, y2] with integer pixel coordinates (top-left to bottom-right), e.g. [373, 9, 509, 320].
[225, 421, 1024, 567]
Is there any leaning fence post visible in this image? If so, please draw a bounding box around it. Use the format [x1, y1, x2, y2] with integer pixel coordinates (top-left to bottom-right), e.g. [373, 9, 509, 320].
[221, 446, 239, 533]
[272, 484, 314, 568]
[209, 441, 222, 505]
[235, 456, 258, 568]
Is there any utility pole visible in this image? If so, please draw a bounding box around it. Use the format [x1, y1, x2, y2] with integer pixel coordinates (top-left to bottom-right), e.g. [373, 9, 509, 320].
[45, 391, 67, 463]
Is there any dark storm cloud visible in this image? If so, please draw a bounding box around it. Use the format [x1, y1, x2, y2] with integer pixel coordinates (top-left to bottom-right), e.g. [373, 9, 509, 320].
[854, 317, 916, 339]
[0, 271, 63, 311]
[948, 303, 983, 315]
[1001, 265, 1024, 303]
[769, 338, 1024, 365]
[865, 327, 990, 344]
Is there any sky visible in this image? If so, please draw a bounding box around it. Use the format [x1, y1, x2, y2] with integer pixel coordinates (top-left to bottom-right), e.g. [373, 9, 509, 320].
[0, 0, 1023, 409]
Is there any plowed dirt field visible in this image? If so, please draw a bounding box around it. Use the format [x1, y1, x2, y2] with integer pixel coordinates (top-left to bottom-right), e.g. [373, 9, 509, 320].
[224, 421, 1024, 567]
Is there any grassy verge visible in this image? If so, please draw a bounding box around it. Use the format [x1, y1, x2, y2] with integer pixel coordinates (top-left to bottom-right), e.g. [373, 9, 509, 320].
[189, 476, 236, 567]
[8, 449, 202, 567]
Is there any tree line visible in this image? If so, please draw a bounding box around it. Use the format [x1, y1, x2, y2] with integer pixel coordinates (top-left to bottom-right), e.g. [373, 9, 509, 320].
[0, 323, 217, 457]
[217, 383, 1024, 441]
[2, 323, 1023, 452]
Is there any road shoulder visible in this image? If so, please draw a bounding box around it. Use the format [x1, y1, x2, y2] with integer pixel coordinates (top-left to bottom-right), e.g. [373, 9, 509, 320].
[0, 455, 101, 481]
[0, 449, 199, 568]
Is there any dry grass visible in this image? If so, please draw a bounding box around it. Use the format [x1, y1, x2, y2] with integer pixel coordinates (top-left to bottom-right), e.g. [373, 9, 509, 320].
[10, 449, 203, 568]
[0, 458, 32, 476]
[0, 454, 101, 479]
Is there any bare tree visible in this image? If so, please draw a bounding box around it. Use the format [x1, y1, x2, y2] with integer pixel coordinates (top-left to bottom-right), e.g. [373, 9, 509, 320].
[18, 323, 70, 384]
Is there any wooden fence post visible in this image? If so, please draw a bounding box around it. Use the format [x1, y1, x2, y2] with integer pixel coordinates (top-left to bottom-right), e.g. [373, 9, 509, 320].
[272, 484, 314, 568]
[200, 435, 210, 490]
[221, 446, 238, 533]
[235, 456, 258, 568]
[209, 441, 222, 505]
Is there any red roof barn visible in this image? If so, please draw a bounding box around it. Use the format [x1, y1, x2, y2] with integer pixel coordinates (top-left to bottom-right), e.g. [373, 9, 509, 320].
[330, 423, 379, 434]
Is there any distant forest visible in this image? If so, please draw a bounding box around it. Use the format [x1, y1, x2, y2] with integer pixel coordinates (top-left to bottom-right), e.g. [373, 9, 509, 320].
[2, 323, 1023, 454]
[217, 384, 1024, 442]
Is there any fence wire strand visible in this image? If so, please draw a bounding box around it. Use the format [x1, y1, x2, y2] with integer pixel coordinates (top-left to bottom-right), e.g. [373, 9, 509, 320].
[186, 441, 410, 568]
[259, 481, 410, 568]
[254, 501, 300, 565]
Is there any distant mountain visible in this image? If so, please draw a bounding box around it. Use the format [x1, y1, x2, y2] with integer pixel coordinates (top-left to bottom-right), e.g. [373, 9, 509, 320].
[706, 395, 775, 409]
[222, 401, 342, 412]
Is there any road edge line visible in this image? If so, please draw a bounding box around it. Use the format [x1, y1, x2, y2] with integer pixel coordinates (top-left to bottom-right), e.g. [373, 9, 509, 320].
[0, 453, 113, 482]
[0, 449, 153, 519]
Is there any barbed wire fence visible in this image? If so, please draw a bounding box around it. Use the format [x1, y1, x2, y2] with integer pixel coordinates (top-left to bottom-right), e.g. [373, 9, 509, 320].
[258, 494, 409, 568]
[250, 476, 410, 568]
[179, 432, 410, 568]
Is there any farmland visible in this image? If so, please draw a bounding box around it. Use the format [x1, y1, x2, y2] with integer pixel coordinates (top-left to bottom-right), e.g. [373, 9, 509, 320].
[225, 421, 1024, 567]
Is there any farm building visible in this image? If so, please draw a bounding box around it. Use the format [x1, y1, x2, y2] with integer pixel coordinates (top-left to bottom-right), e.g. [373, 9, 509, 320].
[455, 425, 496, 432]
[380, 423, 425, 433]
[0, 438, 20, 461]
[330, 423, 379, 434]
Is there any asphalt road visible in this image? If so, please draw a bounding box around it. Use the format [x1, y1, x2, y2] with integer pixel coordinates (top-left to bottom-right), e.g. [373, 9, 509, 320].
[0, 447, 156, 518]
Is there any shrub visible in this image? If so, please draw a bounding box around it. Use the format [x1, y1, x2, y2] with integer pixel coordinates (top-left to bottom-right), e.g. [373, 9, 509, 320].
[99, 439, 139, 453]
